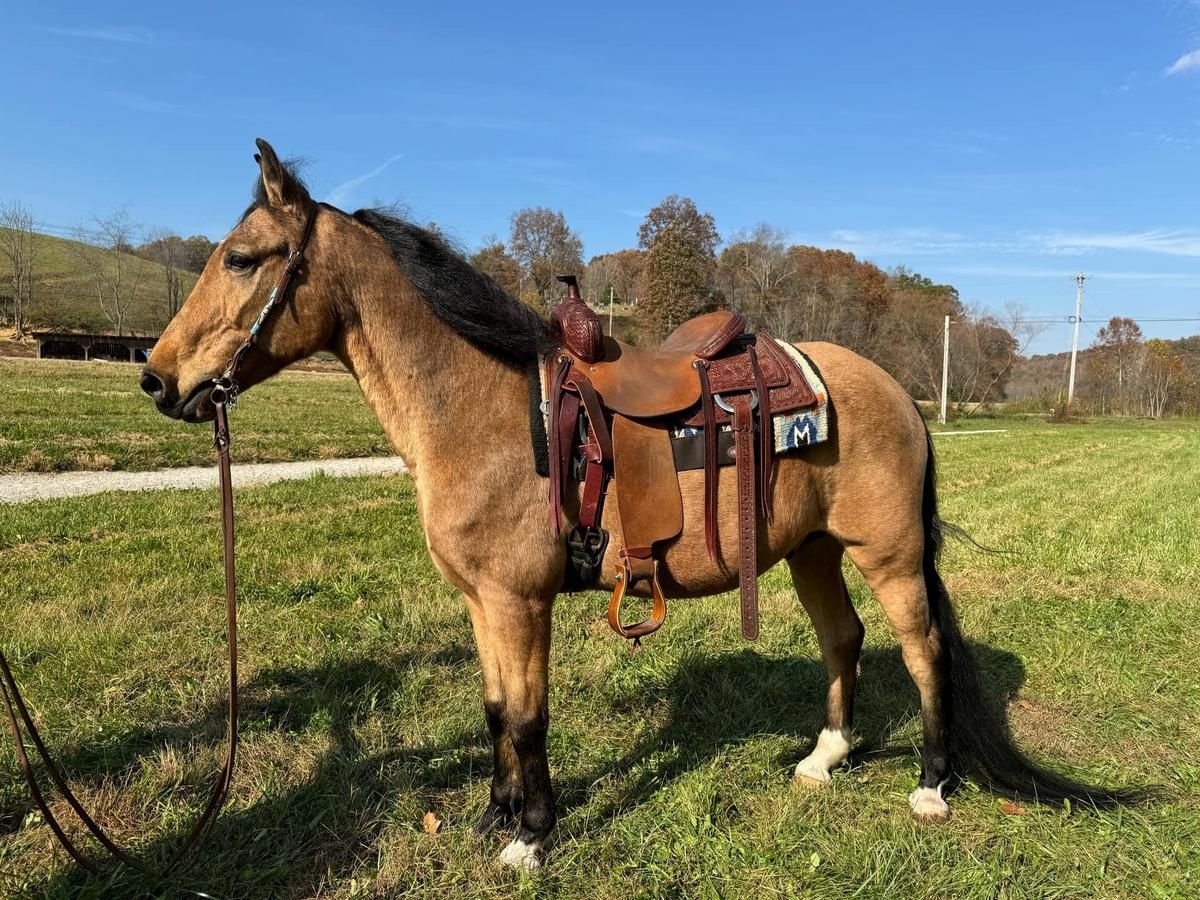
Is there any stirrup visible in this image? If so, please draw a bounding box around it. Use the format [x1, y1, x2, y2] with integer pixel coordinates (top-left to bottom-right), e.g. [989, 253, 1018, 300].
[607, 557, 667, 650]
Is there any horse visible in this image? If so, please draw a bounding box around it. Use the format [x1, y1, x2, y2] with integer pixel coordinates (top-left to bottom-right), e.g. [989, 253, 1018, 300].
[141, 139, 1133, 871]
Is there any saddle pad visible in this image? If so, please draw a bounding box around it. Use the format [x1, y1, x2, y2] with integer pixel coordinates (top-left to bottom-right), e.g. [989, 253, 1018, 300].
[671, 342, 830, 452]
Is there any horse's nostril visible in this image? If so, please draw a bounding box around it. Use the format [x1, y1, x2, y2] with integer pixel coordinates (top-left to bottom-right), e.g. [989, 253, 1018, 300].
[140, 370, 165, 398]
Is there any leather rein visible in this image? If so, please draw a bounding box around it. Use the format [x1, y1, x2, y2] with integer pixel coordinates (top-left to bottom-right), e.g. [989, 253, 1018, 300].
[0, 206, 318, 876]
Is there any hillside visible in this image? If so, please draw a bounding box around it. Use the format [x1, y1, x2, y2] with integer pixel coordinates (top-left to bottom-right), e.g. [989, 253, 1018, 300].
[1008, 334, 1200, 405]
[0, 230, 199, 336]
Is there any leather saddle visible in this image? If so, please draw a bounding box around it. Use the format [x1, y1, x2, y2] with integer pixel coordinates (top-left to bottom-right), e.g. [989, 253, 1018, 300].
[546, 276, 816, 644]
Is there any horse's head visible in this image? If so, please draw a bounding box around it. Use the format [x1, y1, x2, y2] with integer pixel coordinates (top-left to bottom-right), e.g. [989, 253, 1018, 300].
[142, 139, 338, 421]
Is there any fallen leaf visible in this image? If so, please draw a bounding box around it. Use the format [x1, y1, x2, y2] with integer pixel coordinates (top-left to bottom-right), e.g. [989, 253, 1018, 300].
[1015, 699, 1035, 711]
[422, 811, 443, 834]
[999, 800, 1027, 816]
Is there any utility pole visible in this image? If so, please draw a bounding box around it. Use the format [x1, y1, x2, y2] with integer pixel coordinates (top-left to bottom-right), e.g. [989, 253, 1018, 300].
[1067, 274, 1085, 407]
[608, 284, 615, 335]
[939, 315, 950, 425]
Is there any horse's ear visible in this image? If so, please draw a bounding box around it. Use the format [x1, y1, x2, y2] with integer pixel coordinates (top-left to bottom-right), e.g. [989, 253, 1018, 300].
[254, 138, 310, 213]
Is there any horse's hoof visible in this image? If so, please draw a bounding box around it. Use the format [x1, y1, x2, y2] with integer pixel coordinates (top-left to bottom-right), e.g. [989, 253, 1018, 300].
[792, 764, 832, 789]
[908, 786, 951, 824]
[498, 838, 542, 872]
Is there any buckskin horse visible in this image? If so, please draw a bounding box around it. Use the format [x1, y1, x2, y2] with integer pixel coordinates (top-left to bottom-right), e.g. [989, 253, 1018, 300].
[139, 140, 1133, 872]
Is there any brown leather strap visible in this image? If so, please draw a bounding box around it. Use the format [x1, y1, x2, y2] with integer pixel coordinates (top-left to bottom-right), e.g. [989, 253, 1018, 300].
[568, 374, 612, 530]
[730, 395, 760, 641]
[747, 344, 774, 520]
[0, 398, 241, 876]
[694, 359, 720, 562]
[546, 355, 573, 536]
[221, 206, 319, 384]
[607, 555, 667, 645]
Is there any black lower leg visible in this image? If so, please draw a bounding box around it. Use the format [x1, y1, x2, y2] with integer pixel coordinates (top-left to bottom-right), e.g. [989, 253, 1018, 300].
[509, 709, 556, 846]
[474, 700, 523, 834]
[917, 631, 951, 791]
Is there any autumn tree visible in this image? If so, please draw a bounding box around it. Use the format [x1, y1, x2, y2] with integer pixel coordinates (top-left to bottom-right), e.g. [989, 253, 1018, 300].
[719, 224, 794, 315]
[470, 240, 522, 297]
[638, 195, 720, 338]
[1140, 339, 1183, 417]
[0, 200, 38, 339]
[138, 229, 186, 323]
[182, 235, 218, 273]
[508, 208, 584, 311]
[1092, 316, 1143, 413]
[881, 267, 964, 402]
[765, 245, 890, 353]
[71, 208, 146, 336]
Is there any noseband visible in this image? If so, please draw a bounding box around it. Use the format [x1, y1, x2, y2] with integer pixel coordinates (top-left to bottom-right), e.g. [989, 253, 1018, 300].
[0, 205, 319, 876]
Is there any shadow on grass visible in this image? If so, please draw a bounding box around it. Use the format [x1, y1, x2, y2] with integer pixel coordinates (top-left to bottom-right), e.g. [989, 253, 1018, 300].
[9, 641, 1024, 899]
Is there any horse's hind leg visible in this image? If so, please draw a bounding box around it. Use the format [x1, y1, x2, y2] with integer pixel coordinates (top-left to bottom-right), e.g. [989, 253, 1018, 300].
[788, 535, 864, 787]
[842, 541, 952, 823]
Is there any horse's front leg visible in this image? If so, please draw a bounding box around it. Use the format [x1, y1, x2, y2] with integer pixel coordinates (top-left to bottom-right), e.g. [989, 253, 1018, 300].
[469, 589, 557, 871]
[464, 594, 523, 834]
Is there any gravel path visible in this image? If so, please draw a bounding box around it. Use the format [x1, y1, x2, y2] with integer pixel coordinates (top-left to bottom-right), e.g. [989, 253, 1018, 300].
[0, 457, 409, 504]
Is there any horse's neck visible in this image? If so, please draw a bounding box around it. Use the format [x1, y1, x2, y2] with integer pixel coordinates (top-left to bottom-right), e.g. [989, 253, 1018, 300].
[332, 277, 532, 482]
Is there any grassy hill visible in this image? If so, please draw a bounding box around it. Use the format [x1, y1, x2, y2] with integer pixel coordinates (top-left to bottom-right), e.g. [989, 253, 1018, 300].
[0, 230, 198, 337]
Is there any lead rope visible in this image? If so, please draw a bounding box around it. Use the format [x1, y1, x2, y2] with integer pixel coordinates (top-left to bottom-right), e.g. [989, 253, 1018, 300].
[0, 399, 239, 876]
[0, 204, 316, 877]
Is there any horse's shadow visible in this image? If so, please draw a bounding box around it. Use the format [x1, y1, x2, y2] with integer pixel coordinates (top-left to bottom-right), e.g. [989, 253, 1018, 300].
[8, 640, 1024, 899]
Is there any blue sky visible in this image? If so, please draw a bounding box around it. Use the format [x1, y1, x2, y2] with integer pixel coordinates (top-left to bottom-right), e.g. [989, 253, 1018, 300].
[2, 0, 1198, 353]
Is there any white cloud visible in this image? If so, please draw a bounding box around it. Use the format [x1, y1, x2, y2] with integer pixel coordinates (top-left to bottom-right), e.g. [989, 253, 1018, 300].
[1038, 230, 1200, 257]
[816, 228, 1016, 256]
[38, 25, 152, 44]
[1165, 48, 1200, 76]
[328, 154, 405, 207]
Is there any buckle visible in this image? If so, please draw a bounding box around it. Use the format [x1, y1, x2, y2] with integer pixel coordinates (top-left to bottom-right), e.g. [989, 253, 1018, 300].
[562, 525, 608, 591]
[714, 390, 758, 413]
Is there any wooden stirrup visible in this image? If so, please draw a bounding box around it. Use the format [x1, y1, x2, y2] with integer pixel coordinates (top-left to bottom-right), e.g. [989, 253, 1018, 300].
[607, 558, 667, 646]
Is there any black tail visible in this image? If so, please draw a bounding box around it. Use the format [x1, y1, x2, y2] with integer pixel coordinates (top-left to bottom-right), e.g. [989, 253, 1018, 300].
[919, 426, 1143, 808]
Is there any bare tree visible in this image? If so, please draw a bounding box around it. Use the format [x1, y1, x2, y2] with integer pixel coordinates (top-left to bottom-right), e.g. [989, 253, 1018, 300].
[71, 208, 146, 336]
[141, 227, 185, 323]
[954, 303, 1045, 416]
[508, 208, 584, 311]
[721, 224, 795, 314]
[0, 200, 38, 339]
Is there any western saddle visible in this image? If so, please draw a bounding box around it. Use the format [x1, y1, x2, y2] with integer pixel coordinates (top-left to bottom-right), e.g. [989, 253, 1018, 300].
[546, 276, 817, 645]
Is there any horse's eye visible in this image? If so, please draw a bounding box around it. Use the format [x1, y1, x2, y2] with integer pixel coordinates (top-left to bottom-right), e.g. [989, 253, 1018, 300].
[224, 251, 255, 272]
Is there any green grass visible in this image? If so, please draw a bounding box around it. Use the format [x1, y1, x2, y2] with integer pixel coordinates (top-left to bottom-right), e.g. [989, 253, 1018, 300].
[0, 358, 390, 472]
[0, 230, 197, 335]
[1, 419, 1198, 898]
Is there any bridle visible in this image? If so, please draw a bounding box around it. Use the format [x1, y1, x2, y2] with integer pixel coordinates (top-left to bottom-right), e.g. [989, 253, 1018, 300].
[0, 204, 319, 876]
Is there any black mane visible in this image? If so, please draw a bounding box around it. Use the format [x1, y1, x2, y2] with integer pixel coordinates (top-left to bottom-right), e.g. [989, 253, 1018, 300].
[351, 208, 553, 366]
[242, 162, 552, 366]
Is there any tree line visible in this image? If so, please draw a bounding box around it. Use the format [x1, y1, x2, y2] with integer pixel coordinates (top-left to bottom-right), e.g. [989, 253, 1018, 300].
[1012, 317, 1200, 418]
[6, 194, 1195, 419]
[471, 196, 1035, 409]
[0, 199, 215, 337]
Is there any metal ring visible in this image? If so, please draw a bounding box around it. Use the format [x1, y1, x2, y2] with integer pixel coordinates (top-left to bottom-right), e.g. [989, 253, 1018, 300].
[210, 377, 236, 406]
[713, 390, 758, 414]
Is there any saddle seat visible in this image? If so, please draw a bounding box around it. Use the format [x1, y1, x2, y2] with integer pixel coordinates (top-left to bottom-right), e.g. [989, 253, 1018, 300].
[545, 276, 816, 647]
[554, 298, 747, 417]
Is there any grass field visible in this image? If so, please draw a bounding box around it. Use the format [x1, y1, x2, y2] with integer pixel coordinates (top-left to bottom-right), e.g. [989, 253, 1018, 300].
[0, 358, 390, 472]
[0, 230, 198, 335]
[1, 418, 1198, 898]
